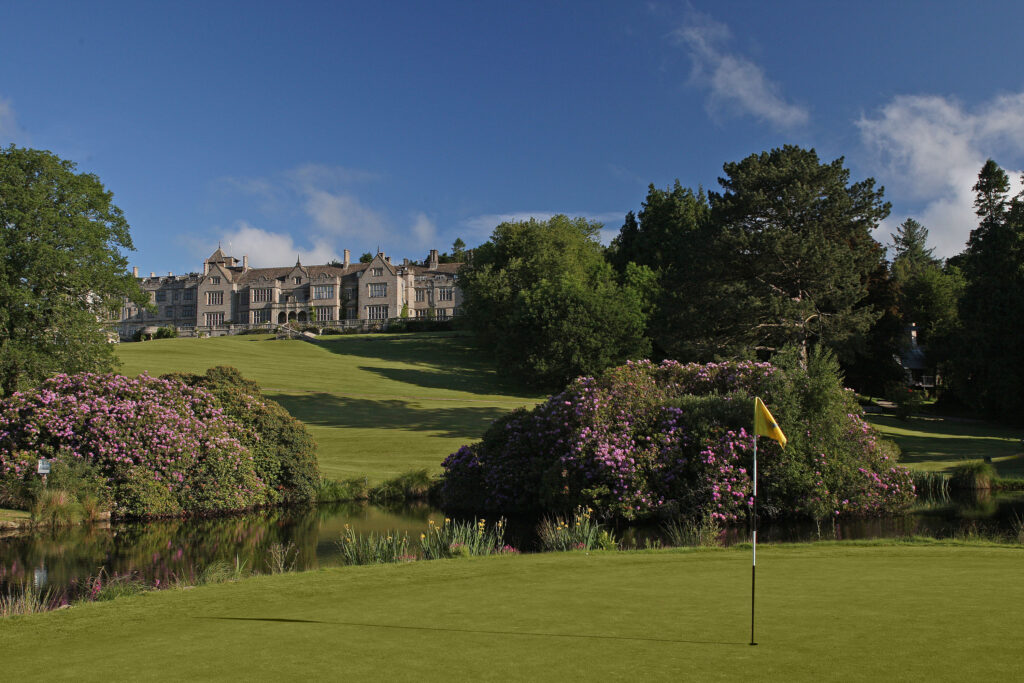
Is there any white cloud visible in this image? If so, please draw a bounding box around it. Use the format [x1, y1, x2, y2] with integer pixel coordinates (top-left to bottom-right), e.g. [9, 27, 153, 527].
[0, 96, 25, 143]
[857, 94, 1024, 258]
[212, 221, 338, 268]
[674, 14, 808, 129]
[410, 212, 437, 249]
[301, 188, 389, 239]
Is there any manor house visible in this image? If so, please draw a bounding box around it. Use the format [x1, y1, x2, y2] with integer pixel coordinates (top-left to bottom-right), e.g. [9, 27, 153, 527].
[118, 248, 462, 338]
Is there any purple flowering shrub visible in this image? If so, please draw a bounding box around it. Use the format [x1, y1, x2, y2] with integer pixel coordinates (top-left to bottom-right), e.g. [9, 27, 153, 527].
[442, 354, 914, 521]
[0, 372, 279, 517]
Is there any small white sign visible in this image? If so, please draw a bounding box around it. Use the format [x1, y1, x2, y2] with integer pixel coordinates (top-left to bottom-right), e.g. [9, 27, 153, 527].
[37, 459, 51, 475]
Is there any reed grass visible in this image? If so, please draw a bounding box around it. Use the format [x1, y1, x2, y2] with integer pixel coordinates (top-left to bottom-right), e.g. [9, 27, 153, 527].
[368, 469, 433, 503]
[265, 542, 299, 574]
[662, 514, 724, 548]
[536, 506, 616, 552]
[30, 488, 80, 526]
[337, 525, 414, 565]
[949, 461, 997, 490]
[419, 517, 513, 559]
[911, 471, 951, 500]
[0, 583, 63, 617]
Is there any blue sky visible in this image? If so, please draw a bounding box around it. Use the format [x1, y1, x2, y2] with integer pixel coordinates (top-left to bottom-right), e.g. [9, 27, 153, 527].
[3, 1, 1024, 273]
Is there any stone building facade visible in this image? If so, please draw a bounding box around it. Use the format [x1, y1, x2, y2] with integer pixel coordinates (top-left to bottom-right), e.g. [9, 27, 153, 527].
[119, 248, 463, 338]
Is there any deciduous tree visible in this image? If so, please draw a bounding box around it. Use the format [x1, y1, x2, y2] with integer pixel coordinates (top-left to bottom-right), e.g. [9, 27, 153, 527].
[459, 215, 650, 389]
[0, 146, 148, 395]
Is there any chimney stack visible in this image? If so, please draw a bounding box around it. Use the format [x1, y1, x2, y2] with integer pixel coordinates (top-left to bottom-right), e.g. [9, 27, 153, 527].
[243, 255, 248, 270]
[168, 271, 173, 277]
[150, 272, 155, 278]
[132, 266, 138, 278]
[203, 262, 209, 275]
[428, 249, 439, 270]
[343, 249, 350, 268]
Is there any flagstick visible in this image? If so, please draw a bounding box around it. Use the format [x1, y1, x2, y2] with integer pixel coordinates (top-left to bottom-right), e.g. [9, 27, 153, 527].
[751, 433, 757, 646]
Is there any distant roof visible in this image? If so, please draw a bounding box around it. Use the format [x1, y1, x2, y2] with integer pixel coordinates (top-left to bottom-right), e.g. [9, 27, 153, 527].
[236, 263, 369, 284]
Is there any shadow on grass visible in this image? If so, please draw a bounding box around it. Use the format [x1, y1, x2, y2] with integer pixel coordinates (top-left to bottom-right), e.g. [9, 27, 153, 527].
[868, 414, 1024, 475]
[199, 616, 746, 646]
[273, 392, 511, 441]
[312, 333, 537, 398]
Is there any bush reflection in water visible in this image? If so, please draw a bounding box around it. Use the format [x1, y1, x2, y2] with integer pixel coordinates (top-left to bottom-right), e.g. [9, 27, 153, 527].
[0, 502, 442, 597]
[2, 491, 1023, 601]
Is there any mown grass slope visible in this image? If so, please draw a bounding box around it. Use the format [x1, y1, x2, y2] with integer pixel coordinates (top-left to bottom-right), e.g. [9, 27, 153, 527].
[3, 543, 1021, 681]
[117, 333, 542, 482]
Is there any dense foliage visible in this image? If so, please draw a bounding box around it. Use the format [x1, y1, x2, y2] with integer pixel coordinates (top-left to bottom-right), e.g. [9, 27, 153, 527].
[162, 366, 319, 504]
[610, 147, 889, 367]
[441, 355, 913, 521]
[0, 146, 149, 396]
[0, 370, 318, 517]
[459, 215, 651, 389]
[937, 160, 1024, 423]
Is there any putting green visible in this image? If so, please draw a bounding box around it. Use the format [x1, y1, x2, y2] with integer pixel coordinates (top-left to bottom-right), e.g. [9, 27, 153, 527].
[116, 333, 542, 482]
[3, 543, 1021, 680]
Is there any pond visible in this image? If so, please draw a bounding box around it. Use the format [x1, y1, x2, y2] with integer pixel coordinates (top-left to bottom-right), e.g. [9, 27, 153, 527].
[3, 491, 1023, 597]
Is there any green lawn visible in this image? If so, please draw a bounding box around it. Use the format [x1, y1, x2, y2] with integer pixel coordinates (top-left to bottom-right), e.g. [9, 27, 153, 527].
[0, 508, 30, 523]
[116, 333, 542, 482]
[867, 413, 1024, 477]
[2, 543, 1021, 681]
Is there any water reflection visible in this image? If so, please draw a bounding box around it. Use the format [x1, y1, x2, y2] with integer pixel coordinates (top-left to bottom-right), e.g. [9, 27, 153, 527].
[2, 492, 1022, 596]
[0, 502, 445, 596]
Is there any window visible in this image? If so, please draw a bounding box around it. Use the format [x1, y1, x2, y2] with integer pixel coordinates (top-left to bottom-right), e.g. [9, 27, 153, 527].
[206, 291, 223, 306]
[437, 309, 451, 320]
[252, 309, 271, 324]
[252, 288, 273, 303]
[369, 283, 386, 298]
[414, 309, 426, 318]
[371, 267, 383, 277]
[293, 277, 302, 284]
[205, 312, 224, 326]
[165, 307, 174, 318]
[180, 322, 194, 328]
[182, 305, 195, 318]
[344, 287, 356, 300]
[313, 285, 334, 300]
[183, 290, 193, 301]
[415, 288, 425, 302]
[366, 305, 389, 320]
[438, 287, 454, 301]
[210, 276, 221, 284]
[172, 291, 179, 302]
[315, 307, 334, 322]
[156, 291, 166, 302]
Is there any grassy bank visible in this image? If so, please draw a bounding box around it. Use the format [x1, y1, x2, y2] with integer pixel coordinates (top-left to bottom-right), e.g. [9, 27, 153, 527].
[116, 333, 542, 482]
[2, 542, 1021, 680]
[0, 508, 31, 524]
[866, 413, 1024, 478]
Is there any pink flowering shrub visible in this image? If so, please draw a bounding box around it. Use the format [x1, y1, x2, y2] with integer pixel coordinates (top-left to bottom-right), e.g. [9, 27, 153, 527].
[442, 353, 914, 521]
[0, 372, 280, 517]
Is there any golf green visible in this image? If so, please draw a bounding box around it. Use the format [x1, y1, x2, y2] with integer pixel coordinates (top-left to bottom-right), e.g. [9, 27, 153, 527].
[3, 543, 1020, 680]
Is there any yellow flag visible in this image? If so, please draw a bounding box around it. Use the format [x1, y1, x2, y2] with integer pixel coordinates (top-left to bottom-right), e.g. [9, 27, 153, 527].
[754, 397, 787, 448]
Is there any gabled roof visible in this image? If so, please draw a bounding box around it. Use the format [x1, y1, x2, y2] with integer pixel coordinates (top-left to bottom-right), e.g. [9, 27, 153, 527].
[235, 263, 368, 285]
[409, 262, 462, 276]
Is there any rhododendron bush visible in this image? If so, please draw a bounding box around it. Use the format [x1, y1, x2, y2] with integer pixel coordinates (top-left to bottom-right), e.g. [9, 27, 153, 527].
[441, 352, 914, 521]
[0, 370, 318, 517]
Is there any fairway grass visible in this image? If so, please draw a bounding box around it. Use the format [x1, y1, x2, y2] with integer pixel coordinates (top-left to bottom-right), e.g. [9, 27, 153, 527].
[2, 543, 1021, 681]
[116, 333, 542, 482]
[867, 413, 1024, 478]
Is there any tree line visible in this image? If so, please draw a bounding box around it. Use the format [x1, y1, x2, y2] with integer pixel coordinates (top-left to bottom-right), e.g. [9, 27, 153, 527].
[460, 146, 1024, 425]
